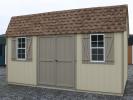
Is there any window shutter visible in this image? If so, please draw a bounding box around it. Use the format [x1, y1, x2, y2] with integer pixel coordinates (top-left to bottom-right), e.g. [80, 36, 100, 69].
[82, 34, 90, 63]
[26, 37, 32, 61]
[11, 38, 16, 61]
[105, 34, 114, 64]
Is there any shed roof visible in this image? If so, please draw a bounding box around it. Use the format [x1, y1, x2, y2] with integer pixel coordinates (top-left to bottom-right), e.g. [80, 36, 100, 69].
[6, 5, 128, 37]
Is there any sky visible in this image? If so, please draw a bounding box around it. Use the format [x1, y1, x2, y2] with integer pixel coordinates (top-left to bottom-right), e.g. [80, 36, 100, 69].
[0, 0, 132, 35]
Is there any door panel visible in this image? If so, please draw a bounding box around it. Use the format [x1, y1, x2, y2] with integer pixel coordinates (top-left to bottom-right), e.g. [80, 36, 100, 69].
[39, 62, 56, 85]
[56, 36, 75, 87]
[39, 37, 55, 61]
[56, 36, 74, 61]
[56, 62, 75, 87]
[39, 37, 56, 85]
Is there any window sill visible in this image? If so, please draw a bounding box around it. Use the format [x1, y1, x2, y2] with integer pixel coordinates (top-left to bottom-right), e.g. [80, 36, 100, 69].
[17, 59, 26, 61]
[82, 60, 114, 65]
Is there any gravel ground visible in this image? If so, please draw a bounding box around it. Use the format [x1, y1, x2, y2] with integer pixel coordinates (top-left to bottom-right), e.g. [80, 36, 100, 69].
[0, 66, 133, 100]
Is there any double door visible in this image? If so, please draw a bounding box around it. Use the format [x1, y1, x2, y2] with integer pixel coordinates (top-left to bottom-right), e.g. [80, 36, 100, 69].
[38, 35, 75, 88]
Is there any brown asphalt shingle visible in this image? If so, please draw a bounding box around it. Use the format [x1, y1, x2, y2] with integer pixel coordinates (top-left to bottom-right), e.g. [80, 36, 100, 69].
[6, 5, 128, 37]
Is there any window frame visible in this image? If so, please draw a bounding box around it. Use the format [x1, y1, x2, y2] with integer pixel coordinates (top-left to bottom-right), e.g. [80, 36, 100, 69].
[90, 34, 105, 63]
[16, 37, 27, 60]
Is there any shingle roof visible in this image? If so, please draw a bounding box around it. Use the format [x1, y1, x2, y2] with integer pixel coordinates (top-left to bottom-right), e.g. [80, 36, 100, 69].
[6, 5, 128, 37]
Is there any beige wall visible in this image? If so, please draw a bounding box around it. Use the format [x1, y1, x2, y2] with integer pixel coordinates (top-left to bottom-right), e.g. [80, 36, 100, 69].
[76, 33, 125, 94]
[7, 36, 37, 85]
[7, 33, 128, 94]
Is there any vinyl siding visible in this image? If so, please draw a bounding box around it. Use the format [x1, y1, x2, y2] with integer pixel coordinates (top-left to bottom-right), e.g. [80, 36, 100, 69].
[123, 31, 128, 89]
[7, 36, 37, 85]
[76, 33, 124, 94]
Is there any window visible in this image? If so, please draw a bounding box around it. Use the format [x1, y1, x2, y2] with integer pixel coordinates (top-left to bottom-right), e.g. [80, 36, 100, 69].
[90, 34, 105, 62]
[17, 37, 26, 60]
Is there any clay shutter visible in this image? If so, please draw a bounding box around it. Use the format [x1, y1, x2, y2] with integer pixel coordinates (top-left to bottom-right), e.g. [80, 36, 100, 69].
[11, 37, 32, 61]
[82, 34, 90, 63]
[82, 33, 114, 64]
[105, 34, 114, 64]
[11, 38, 16, 61]
[26, 37, 32, 61]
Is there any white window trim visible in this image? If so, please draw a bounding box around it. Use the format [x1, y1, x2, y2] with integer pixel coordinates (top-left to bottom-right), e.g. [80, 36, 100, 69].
[16, 37, 27, 61]
[90, 34, 105, 63]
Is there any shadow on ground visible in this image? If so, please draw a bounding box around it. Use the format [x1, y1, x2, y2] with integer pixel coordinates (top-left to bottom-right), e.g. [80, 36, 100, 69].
[0, 66, 133, 100]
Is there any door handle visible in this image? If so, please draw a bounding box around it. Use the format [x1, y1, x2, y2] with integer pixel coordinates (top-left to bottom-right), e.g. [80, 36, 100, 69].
[55, 59, 58, 62]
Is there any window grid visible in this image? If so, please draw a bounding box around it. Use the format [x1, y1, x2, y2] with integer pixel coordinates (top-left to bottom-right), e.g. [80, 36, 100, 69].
[90, 34, 105, 62]
[17, 37, 26, 60]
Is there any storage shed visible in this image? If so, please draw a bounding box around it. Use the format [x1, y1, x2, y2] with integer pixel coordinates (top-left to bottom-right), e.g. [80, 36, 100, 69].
[6, 5, 129, 95]
[0, 35, 6, 66]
